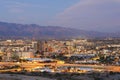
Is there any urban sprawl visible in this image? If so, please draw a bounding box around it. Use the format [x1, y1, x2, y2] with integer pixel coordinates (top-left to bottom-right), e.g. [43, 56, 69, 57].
[0, 38, 120, 80]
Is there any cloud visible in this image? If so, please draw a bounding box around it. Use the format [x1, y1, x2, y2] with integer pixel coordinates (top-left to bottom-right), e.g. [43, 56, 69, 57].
[4, 1, 40, 14]
[4, 2, 27, 14]
[50, 0, 120, 32]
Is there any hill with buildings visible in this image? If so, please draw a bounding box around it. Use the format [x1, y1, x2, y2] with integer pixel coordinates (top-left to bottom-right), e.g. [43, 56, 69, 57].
[0, 21, 119, 39]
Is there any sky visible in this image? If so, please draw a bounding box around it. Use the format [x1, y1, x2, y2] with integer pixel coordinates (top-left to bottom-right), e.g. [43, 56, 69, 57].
[0, 0, 120, 33]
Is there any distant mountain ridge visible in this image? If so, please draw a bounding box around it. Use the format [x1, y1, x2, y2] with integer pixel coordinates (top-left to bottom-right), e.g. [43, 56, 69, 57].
[0, 21, 119, 39]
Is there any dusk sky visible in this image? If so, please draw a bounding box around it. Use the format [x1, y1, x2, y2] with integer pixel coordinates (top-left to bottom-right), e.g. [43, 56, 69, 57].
[0, 0, 120, 32]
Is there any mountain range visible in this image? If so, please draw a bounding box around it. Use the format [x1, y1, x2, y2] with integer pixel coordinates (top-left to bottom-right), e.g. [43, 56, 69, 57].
[0, 21, 119, 39]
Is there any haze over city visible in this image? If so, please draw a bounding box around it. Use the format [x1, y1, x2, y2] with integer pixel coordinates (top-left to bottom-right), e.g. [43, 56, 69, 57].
[0, 0, 120, 32]
[1, 0, 120, 80]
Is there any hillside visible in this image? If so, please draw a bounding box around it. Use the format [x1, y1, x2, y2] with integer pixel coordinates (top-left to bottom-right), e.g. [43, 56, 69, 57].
[0, 21, 119, 39]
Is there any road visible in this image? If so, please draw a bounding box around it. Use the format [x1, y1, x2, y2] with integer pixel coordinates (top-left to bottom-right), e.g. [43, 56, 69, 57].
[0, 62, 120, 72]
